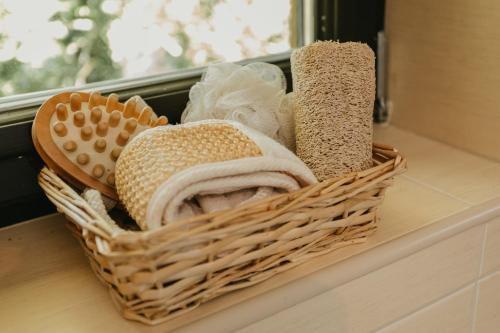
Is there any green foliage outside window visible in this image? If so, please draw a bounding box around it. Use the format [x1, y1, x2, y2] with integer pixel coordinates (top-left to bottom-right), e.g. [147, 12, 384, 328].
[0, 0, 291, 98]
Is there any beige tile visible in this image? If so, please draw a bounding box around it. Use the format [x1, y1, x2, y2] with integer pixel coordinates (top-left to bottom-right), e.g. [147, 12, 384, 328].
[475, 272, 500, 332]
[378, 285, 474, 333]
[386, 0, 500, 161]
[374, 125, 500, 205]
[0, 214, 87, 288]
[482, 217, 500, 276]
[376, 176, 469, 239]
[237, 226, 483, 333]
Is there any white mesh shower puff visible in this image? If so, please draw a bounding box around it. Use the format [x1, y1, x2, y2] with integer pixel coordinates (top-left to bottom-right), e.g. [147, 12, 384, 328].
[181, 62, 295, 151]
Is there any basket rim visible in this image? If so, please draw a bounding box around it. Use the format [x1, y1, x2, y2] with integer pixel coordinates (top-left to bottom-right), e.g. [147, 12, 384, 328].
[38, 142, 407, 243]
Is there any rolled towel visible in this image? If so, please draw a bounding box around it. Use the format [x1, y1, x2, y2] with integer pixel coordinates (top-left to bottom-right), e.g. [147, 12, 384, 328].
[115, 120, 317, 230]
[291, 41, 375, 180]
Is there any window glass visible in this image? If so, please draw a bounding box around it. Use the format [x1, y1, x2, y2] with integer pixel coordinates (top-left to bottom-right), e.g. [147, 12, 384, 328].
[0, 0, 293, 97]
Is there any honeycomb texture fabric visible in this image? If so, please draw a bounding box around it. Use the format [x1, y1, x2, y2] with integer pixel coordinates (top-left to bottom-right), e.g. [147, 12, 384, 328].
[115, 120, 317, 230]
[115, 122, 262, 228]
[291, 41, 375, 180]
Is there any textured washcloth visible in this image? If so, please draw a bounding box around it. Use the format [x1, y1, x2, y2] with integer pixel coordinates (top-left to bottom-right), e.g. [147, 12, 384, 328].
[181, 62, 296, 151]
[291, 41, 375, 180]
[115, 120, 317, 230]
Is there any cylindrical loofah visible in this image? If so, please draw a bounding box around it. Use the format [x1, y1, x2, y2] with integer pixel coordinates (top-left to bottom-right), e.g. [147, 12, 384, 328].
[291, 41, 375, 180]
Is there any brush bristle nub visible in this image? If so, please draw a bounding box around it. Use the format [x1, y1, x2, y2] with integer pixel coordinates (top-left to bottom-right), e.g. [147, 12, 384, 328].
[153, 116, 168, 127]
[53, 122, 67, 137]
[110, 147, 122, 161]
[123, 98, 136, 118]
[56, 103, 68, 121]
[63, 140, 77, 152]
[90, 107, 102, 124]
[109, 110, 121, 127]
[125, 119, 137, 133]
[138, 107, 153, 125]
[106, 93, 119, 113]
[96, 121, 108, 137]
[88, 91, 101, 109]
[70, 93, 82, 111]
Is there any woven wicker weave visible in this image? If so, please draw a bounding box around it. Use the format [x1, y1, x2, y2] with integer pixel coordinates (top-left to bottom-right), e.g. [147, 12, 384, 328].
[38, 142, 406, 325]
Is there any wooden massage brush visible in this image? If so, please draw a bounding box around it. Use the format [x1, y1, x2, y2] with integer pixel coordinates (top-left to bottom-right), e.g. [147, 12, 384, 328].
[32, 91, 168, 199]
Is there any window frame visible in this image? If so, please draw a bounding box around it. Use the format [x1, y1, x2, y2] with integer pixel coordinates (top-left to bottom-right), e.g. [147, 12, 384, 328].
[0, 0, 385, 227]
[0, 53, 294, 227]
[0, 52, 293, 125]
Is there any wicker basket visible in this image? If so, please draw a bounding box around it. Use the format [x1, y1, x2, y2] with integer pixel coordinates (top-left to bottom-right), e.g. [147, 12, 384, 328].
[38, 142, 406, 325]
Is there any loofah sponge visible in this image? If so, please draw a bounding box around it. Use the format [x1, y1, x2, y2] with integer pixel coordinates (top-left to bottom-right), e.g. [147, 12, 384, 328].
[291, 41, 375, 180]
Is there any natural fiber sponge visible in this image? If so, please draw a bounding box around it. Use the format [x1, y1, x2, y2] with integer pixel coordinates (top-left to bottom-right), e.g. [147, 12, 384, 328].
[291, 41, 375, 180]
[115, 122, 263, 229]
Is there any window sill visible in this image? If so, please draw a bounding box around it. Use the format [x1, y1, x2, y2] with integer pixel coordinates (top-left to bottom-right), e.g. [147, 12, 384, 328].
[0, 51, 292, 126]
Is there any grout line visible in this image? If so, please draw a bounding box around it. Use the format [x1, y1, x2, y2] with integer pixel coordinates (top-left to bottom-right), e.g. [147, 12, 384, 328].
[478, 267, 500, 283]
[376, 224, 489, 333]
[477, 224, 488, 280]
[470, 224, 488, 333]
[374, 281, 476, 333]
[402, 174, 473, 205]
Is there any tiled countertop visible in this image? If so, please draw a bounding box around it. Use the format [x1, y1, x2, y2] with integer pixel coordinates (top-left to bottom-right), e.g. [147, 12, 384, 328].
[1, 125, 500, 332]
